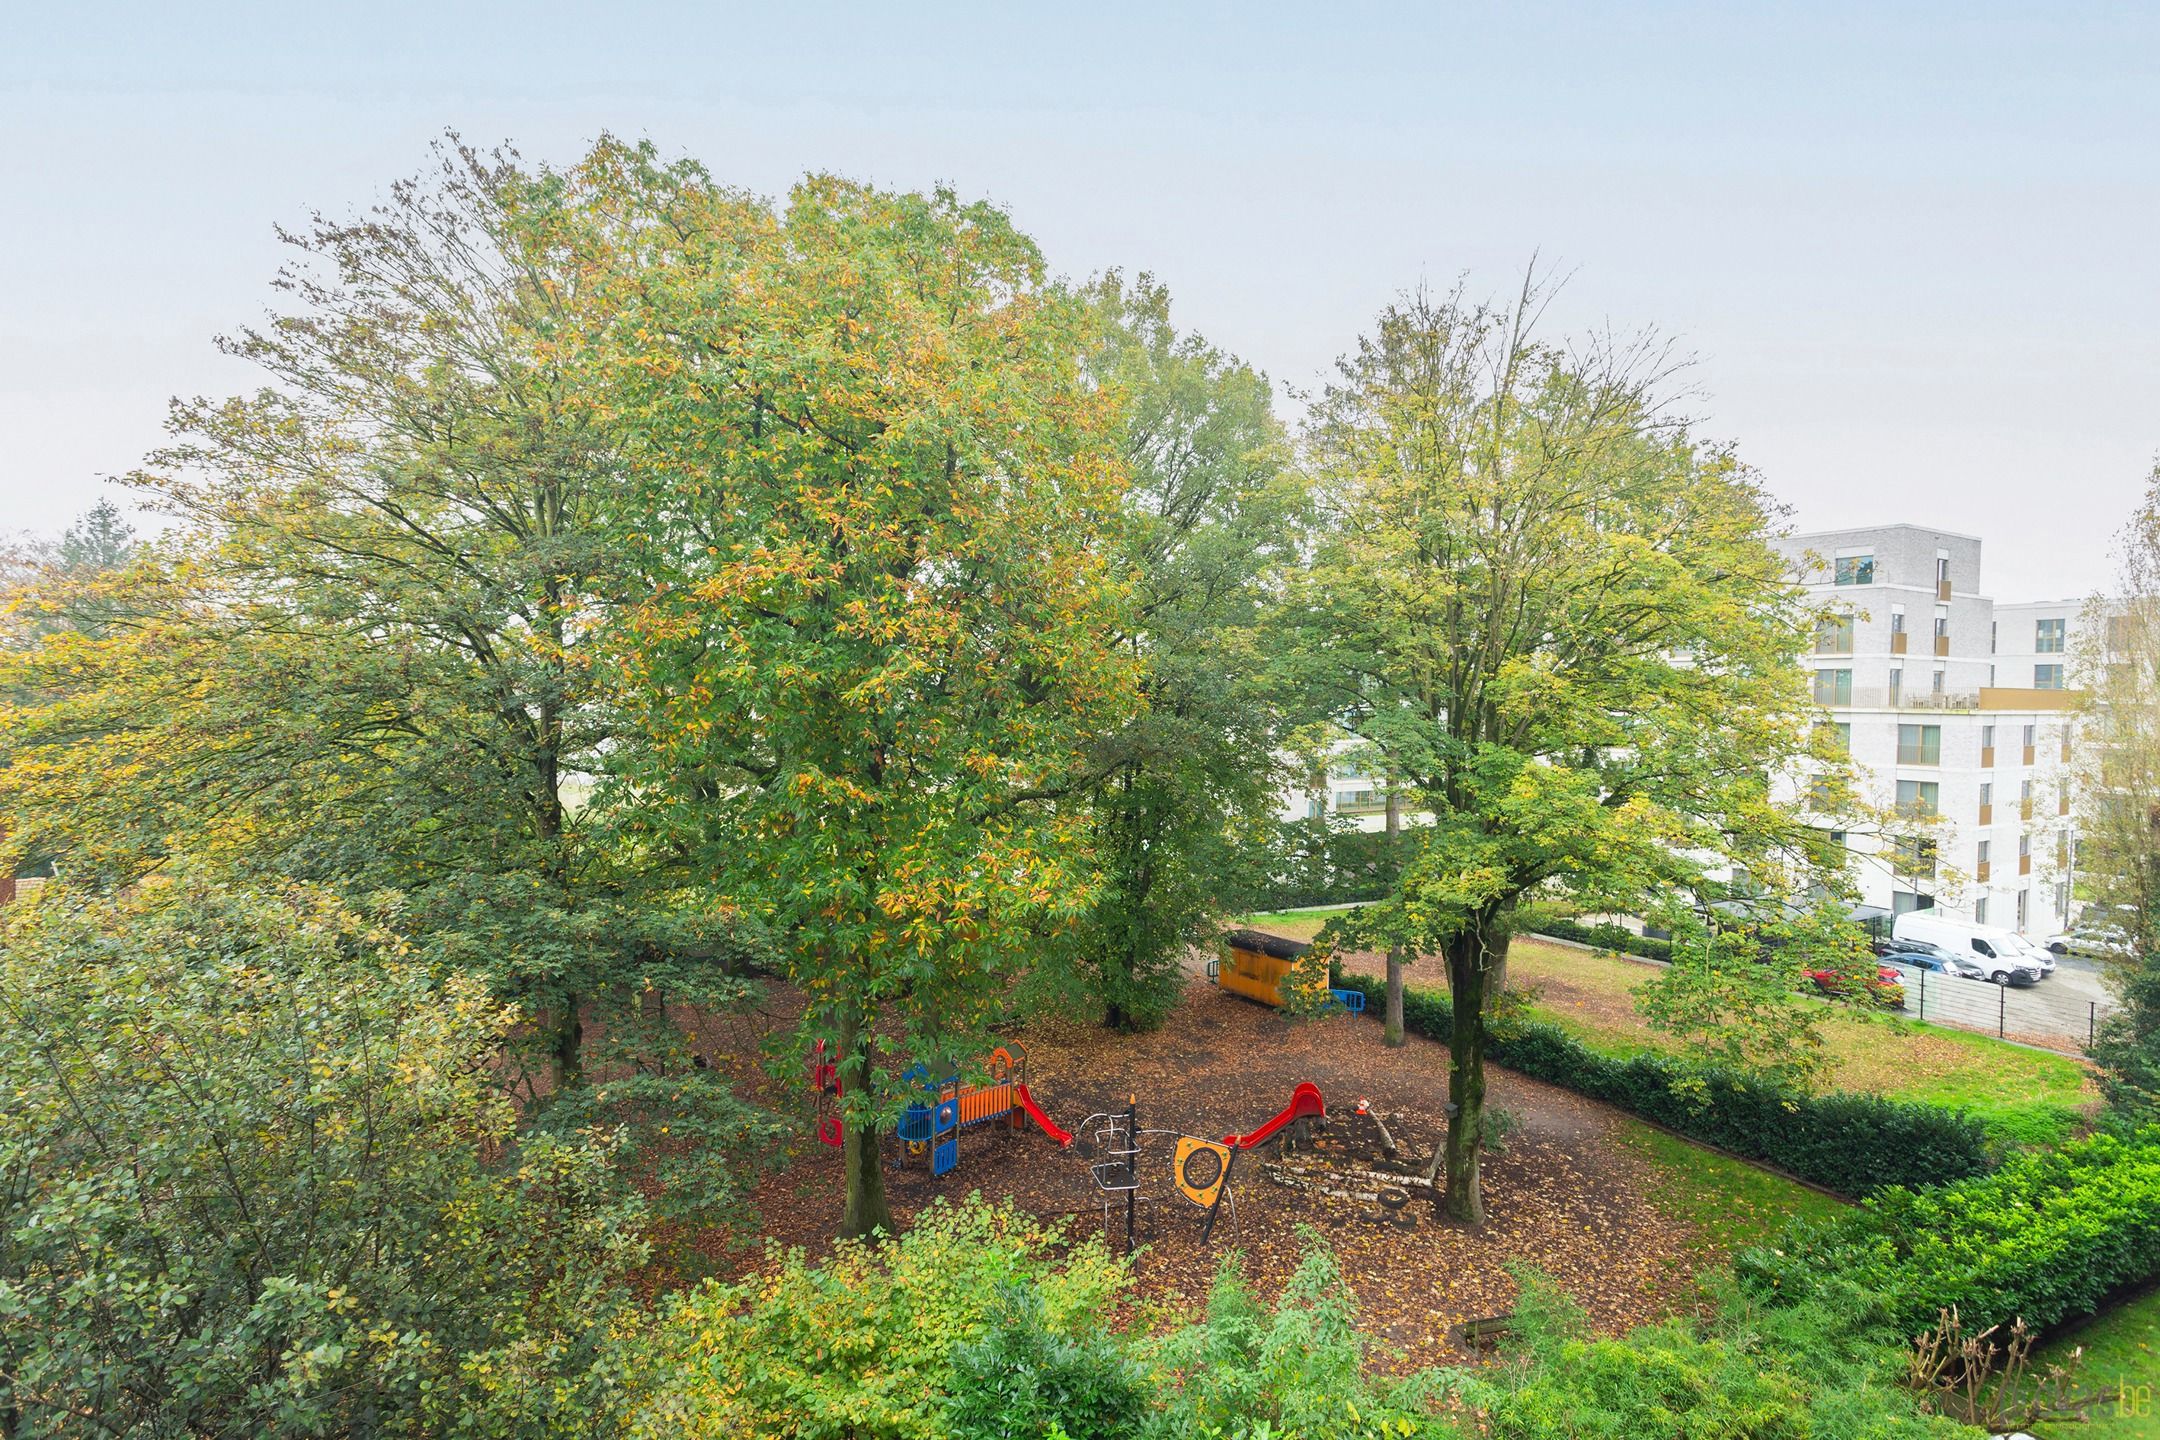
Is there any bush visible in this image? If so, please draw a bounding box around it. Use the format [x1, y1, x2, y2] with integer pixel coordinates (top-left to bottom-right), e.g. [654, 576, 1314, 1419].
[1740, 1128, 2160, 1341]
[946, 1286, 1151, 1440]
[1141, 1243, 1452, 1439]
[1528, 916, 1673, 963]
[1464, 1271, 1968, 1439]
[0, 875, 648, 1439]
[1327, 971, 1993, 1197]
[628, 1197, 1132, 1440]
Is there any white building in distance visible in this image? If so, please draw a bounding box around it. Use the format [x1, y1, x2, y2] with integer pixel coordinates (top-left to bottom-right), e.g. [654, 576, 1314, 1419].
[1773, 524, 2081, 935]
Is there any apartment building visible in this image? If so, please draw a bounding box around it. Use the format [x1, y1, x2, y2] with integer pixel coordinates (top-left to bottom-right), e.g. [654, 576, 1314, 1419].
[1773, 524, 2079, 935]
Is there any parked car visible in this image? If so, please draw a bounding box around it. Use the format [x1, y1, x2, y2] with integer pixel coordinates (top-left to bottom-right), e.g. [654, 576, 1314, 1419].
[2045, 924, 2134, 960]
[2004, 934, 2056, 977]
[1805, 963, 1907, 1008]
[1880, 939, 1993, 982]
[1891, 913, 2047, 986]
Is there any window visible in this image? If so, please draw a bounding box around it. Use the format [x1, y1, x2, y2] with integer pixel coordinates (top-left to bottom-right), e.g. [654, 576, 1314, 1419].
[1889, 669, 1903, 705]
[1892, 836, 1938, 878]
[1977, 840, 1991, 864]
[2019, 833, 2032, 860]
[1980, 782, 1993, 807]
[2021, 779, 2034, 803]
[1982, 724, 1996, 749]
[2017, 890, 2030, 929]
[2023, 724, 2037, 747]
[1834, 554, 1875, 586]
[1891, 607, 1907, 634]
[1897, 724, 1941, 764]
[1814, 721, 1851, 755]
[1815, 614, 1855, 653]
[1991, 620, 1998, 653]
[1975, 897, 1990, 924]
[1932, 668, 1946, 695]
[1892, 891, 1934, 916]
[1896, 780, 1939, 816]
[2036, 618, 2066, 653]
[1934, 611, 1949, 642]
[2035, 663, 2065, 689]
[1828, 829, 1849, 847]
[1813, 669, 1852, 705]
[1936, 555, 1951, 590]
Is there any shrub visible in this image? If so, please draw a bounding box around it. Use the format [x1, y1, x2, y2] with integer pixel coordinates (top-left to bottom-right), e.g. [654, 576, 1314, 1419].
[0, 875, 648, 1439]
[1328, 971, 1992, 1196]
[628, 1197, 1132, 1440]
[946, 1286, 1151, 1440]
[1142, 1243, 1453, 1438]
[1527, 917, 1673, 964]
[1464, 1271, 1968, 1439]
[1740, 1128, 2160, 1341]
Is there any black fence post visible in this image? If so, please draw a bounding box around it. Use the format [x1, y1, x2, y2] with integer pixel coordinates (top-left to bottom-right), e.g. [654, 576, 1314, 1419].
[1999, 983, 2006, 1039]
[2091, 1001, 2098, 1050]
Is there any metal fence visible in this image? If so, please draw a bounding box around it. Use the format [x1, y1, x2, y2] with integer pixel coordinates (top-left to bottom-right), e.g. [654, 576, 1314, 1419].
[1883, 960, 2110, 1051]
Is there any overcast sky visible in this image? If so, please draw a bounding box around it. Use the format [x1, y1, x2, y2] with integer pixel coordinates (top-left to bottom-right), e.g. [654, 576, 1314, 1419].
[5, 1, 2155, 600]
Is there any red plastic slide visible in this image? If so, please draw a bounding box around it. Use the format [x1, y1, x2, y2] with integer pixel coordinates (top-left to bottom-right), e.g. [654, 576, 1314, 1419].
[1012, 1083, 1074, 1148]
[1223, 1081, 1326, 1150]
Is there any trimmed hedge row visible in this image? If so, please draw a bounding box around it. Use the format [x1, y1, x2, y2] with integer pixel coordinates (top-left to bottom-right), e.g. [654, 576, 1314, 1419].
[1329, 970, 1993, 1197]
[1739, 1128, 2160, 1339]
[1525, 918, 1674, 964]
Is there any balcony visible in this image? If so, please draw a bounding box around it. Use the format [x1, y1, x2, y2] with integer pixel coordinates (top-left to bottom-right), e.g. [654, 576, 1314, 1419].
[1890, 631, 1909, 655]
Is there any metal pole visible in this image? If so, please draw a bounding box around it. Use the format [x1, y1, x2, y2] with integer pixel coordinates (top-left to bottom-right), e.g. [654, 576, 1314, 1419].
[1999, 983, 2006, 1038]
[2091, 1001, 2098, 1050]
[1123, 1095, 1137, 1256]
[1918, 967, 1926, 1020]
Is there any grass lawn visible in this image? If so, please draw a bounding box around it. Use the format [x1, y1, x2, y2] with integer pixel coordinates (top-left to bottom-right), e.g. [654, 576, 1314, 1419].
[1237, 909, 2097, 1146]
[2036, 1286, 2160, 1439]
[1616, 1121, 1846, 1263]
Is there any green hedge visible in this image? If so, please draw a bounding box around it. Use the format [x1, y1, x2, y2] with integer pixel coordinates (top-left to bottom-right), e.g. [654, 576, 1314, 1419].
[1526, 917, 1674, 963]
[1739, 1128, 2160, 1339]
[1328, 971, 1992, 1198]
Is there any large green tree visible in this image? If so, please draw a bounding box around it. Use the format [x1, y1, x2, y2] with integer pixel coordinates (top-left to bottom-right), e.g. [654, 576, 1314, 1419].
[564, 148, 1139, 1237]
[1294, 280, 1835, 1224]
[1058, 275, 1300, 1032]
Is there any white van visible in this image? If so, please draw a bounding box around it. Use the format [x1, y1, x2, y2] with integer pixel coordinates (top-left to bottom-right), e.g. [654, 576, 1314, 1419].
[1890, 913, 2045, 986]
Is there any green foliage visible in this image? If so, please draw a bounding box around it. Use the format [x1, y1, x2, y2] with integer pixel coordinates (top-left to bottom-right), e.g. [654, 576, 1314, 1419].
[1740, 1128, 2160, 1342]
[0, 875, 648, 1439]
[1142, 1246, 1453, 1439]
[1329, 971, 1993, 1196]
[946, 1286, 1152, 1440]
[1251, 818, 1406, 912]
[1464, 1272, 1972, 1439]
[1051, 275, 1301, 1034]
[1525, 915, 1673, 963]
[627, 1198, 1132, 1440]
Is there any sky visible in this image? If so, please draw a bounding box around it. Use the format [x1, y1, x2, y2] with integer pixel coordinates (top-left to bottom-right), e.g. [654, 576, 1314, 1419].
[4, 1, 2156, 601]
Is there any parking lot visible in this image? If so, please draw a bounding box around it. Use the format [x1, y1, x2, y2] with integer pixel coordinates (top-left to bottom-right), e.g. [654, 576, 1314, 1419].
[1884, 950, 2113, 1051]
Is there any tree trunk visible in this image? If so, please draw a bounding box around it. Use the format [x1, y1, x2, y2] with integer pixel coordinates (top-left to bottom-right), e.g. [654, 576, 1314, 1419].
[1483, 930, 1513, 1014]
[550, 997, 583, 1093]
[1384, 950, 1406, 1047]
[836, 998, 893, 1239]
[1383, 789, 1406, 1047]
[1440, 919, 1499, 1226]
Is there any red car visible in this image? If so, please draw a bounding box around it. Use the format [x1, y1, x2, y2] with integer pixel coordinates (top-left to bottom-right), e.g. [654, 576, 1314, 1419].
[1805, 964, 1907, 1009]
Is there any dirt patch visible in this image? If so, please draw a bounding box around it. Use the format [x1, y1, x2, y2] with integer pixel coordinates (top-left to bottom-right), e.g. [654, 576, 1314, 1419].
[675, 967, 1725, 1370]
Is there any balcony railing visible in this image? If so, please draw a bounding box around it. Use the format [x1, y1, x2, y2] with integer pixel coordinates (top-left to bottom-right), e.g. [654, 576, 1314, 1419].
[2024, 744, 2037, 765]
[1938, 578, 1953, 601]
[1978, 803, 1993, 825]
[1976, 860, 1991, 883]
[1981, 745, 1995, 767]
[1890, 631, 1909, 655]
[1935, 634, 1951, 657]
[2020, 855, 2033, 876]
[1815, 687, 2085, 714]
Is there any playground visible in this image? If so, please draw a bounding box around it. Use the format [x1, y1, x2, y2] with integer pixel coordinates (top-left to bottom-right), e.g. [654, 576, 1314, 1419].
[679, 939, 1838, 1368]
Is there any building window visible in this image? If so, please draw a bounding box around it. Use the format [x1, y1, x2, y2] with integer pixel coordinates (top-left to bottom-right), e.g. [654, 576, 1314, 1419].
[1934, 611, 1949, 642]
[1982, 724, 1996, 749]
[1977, 840, 1991, 865]
[1835, 554, 1875, 586]
[2034, 663, 2064, 689]
[2018, 833, 2032, 860]
[1932, 668, 1946, 695]
[1889, 669, 1903, 705]
[1814, 721, 1851, 755]
[2023, 724, 2036, 748]
[1813, 669, 1853, 706]
[1828, 829, 1849, 847]
[1897, 724, 1941, 764]
[2021, 779, 2034, 804]
[1975, 897, 1989, 924]
[1891, 607, 1906, 635]
[2036, 618, 2066, 653]
[1991, 620, 1998, 653]
[1979, 781, 1993, 807]
[2017, 890, 2029, 929]
[1936, 555, 1951, 590]
[1892, 891, 1934, 916]
[1815, 614, 1854, 653]
[1896, 780, 1940, 817]
[1892, 836, 1938, 878]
